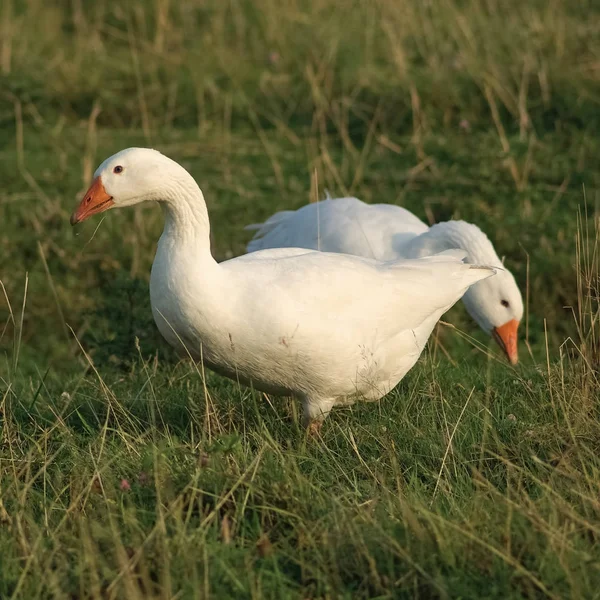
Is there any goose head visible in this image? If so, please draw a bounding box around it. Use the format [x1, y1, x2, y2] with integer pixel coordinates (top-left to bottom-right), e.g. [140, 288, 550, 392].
[461, 267, 523, 365]
[70, 148, 183, 224]
[408, 221, 524, 365]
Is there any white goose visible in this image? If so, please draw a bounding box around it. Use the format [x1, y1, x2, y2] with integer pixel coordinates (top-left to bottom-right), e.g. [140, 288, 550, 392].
[247, 196, 523, 364]
[71, 148, 496, 431]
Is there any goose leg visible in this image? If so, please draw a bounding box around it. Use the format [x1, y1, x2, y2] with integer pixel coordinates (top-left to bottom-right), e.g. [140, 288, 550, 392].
[302, 396, 335, 435]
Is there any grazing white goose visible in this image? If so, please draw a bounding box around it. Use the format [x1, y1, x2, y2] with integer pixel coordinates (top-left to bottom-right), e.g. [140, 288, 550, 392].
[71, 148, 496, 431]
[246, 196, 523, 364]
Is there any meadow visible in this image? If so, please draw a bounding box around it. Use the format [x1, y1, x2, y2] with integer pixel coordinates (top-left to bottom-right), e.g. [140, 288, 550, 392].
[0, 0, 599, 597]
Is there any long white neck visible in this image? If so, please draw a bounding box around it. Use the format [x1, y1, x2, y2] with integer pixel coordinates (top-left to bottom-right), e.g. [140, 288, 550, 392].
[157, 168, 213, 257]
[406, 221, 503, 267]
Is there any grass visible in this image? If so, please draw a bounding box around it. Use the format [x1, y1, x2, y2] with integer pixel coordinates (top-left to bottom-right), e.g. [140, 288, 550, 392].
[1, 0, 600, 597]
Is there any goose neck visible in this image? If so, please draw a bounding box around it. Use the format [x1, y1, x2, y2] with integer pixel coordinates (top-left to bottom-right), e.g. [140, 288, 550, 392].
[159, 175, 212, 254]
[408, 220, 502, 266]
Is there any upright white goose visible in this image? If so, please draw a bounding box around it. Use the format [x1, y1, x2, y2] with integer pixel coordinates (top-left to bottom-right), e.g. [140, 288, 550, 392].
[246, 196, 523, 364]
[71, 148, 496, 432]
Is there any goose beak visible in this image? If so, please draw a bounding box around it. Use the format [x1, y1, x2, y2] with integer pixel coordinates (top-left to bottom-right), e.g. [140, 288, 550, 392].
[70, 177, 114, 225]
[492, 318, 519, 365]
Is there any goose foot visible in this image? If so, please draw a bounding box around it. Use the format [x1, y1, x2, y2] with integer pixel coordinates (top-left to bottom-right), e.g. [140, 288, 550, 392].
[302, 396, 335, 436]
[307, 420, 323, 437]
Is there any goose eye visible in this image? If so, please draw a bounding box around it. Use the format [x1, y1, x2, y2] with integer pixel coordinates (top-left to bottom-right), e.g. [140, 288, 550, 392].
[113, 165, 124, 174]
[501, 299, 510, 308]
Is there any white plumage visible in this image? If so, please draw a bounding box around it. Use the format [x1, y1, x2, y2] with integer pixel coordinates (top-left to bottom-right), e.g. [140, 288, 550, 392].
[246, 195, 523, 364]
[71, 149, 497, 429]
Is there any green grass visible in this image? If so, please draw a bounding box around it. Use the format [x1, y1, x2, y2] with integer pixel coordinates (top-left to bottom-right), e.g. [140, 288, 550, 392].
[1, 0, 600, 598]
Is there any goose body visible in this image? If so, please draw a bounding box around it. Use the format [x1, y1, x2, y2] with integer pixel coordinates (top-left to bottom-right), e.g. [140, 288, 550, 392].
[247, 196, 523, 364]
[71, 149, 496, 428]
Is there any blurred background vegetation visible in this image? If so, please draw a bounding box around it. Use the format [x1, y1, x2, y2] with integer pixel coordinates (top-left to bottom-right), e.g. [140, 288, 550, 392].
[1, 0, 599, 369]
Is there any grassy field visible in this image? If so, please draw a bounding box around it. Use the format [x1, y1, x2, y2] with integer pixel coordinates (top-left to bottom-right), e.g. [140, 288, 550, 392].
[1, 0, 600, 598]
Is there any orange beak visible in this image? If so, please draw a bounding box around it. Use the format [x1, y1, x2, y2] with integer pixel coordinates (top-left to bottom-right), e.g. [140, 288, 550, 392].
[492, 318, 519, 365]
[70, 177, 114, 225]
